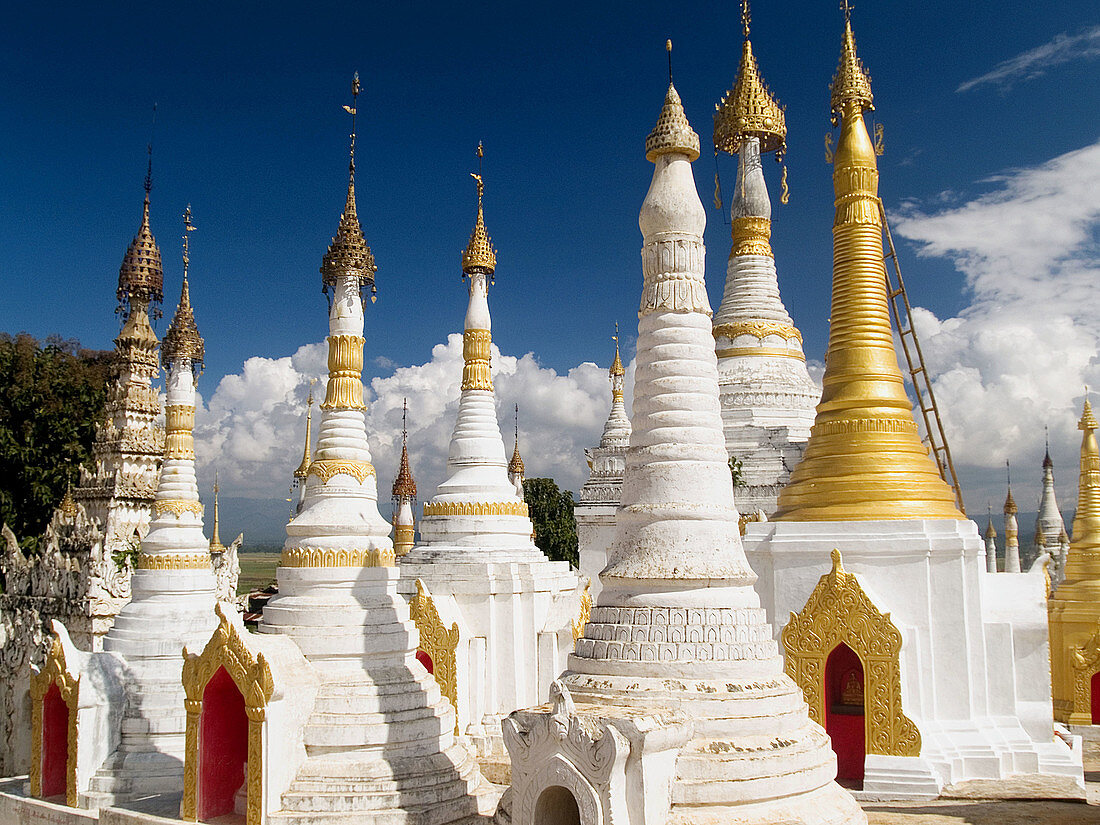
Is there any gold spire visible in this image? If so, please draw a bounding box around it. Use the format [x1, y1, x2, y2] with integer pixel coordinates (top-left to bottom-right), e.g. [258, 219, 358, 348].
[462, 142, 497, 277]
[294, 387, 314, 480]
[118, 196, 164, 316]
[509, 403, 525, 476]
[984, 505, 997, 539]
[162, 211, 205, 369]
[646, 78, 701, 163]
[713, 1, 787, 157]
[321, 72, 378, 299]
[830, 11, 874, 119]
[1070, 397, 1100, 554]
[392, 399, 417, 500]
[772, 10, 962, 522]
[209, 472, 225, 554]
[59, 483, 77, 521]
[610, 322, 625, 403]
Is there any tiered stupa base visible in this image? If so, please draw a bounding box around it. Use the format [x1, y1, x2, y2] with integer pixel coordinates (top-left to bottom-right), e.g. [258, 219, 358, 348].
[260, 565, 498, 823]
[745, 518, 1084, 799]
[560, 603, 864, 824]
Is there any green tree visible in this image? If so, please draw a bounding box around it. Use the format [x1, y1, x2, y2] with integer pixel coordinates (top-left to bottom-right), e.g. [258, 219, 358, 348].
[0, 333, 113, 550]
[523, 477, 578, 567]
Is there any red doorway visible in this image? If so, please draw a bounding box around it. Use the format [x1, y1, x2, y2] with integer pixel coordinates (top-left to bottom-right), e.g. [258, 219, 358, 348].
[825, 643, 865, 787]
[40, 684, 68, 799]
[198, 666, 249, 821]
[1091, 671, 1100, 725]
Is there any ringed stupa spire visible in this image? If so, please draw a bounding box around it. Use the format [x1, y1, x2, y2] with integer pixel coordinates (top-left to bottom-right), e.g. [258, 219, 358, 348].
[711, 0, 818, 515]
[772, 11, 963, 521]
[1004, 460, 1021, 572]
[1032, 428, 1069, 579]
[291, 384, 314, 513]
[985, 503, 999, 572]
[208, 472, 225, 554]
[508, 404, 525, 497]
[391, 398, 417, 557]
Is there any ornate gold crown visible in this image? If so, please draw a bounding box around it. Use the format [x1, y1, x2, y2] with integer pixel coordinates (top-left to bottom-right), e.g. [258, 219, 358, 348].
[321, 169, 378, 292]
[508, 439, 525, 475]
[392, 441, 417, 499]
[462, 173, 497, 275]
[1082, 398, 1098, 431]
[645, 83, 700, 162]
[714, 39, 786, 156]
[161, 277, 204, 367]
[118, 194, 164, 312]
[830, 20, 874, 116]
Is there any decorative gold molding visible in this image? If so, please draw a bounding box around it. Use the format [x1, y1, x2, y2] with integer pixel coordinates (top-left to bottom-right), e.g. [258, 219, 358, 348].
[461, 328, 493, 392]
[153, 499, 205, 517]
[137, 552, 212, 571]
[164, 404, 196, 459]
[280, 545, 395, 568]
[572, 580, 592, 643]
[716, 346, 806, 361]
[810, 417, 919, 437]
[409, 579, 460, 735]
[713, 319, 803, 344]
[393, 524, 415, 557]
[307, 459, 375, 484]
[29, 633, 79, 806]
[182, 604, 273, 825]
[422, 500, 529, 518]
[320, 335, 366, 410]
[730, 216, 774, 258]
[782, 549, 921, 758]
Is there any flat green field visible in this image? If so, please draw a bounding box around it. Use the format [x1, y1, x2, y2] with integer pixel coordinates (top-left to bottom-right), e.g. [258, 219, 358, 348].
[237, 551, 281, 594]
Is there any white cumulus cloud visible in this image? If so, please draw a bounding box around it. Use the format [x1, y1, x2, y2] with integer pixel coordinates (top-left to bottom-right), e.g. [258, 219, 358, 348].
[193, 334, 633, 515]
[892, 139, 1100, 514]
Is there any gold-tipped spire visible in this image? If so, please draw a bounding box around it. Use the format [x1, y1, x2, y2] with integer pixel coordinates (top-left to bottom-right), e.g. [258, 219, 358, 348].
[1070, 397, 1100, 554]
[117, 166, 164, 316]
[209, 472, 226, 554]
[646, 76, 701, 162]
[984, 504, 997, 539]
[830, 5, 874, 119]
[59, 483, 78, 521]
[508, 403, 526, 476]
[610, 321, 625, 377]
[462, 142, 497, 277]
[392, 399, 417, 500]
[714, 1, 787, 157]
[321, 72, 378, 299]
[772, 9, 962, 522]
[162, 209, 205, 370]
[294, 386, 314, 480]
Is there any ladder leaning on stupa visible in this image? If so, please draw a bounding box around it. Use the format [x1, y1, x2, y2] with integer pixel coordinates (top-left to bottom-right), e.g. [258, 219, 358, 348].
[879, 199, 966, 514]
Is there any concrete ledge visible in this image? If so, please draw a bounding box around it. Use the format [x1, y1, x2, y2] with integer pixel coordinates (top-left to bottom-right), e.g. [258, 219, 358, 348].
[0, 780, 99, 825]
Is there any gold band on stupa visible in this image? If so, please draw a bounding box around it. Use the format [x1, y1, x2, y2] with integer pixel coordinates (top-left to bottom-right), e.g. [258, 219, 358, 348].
[164, 405, 196, 460]
[730, 216, 773, 257]
[319, 335, 366, 410]
[773, 15, 963, 522]
[462, 328, 493, 391]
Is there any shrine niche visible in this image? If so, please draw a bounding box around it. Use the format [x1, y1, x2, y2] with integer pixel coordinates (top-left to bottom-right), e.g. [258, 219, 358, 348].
[182, 604, 274, 825]
[782, 549, 921, 758]
[1067, 619, 1100, 726]
[29, 633, 79, 806]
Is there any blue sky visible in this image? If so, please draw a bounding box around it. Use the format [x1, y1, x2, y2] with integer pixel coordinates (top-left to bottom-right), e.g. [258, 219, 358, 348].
[3, 1, 1100, 538]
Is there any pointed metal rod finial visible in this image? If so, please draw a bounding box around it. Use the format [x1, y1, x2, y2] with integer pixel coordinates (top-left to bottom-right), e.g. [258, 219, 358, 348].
[402, 396, 409, 439]
[666, 39, 673, 83]
[841, 0, 852, 23]
[343, 71, 360, 174]
[181, 204, 195, 276]
[145, 103, 157, 195]
[741, 0, 751, 38]
[1006, 459, 1011, 487]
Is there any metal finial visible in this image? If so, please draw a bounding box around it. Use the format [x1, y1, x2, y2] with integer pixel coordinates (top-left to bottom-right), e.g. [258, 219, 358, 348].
[613, 320, 619, 347]
[741, 0, 751, 38]
[181, 204, 195, 276]
[471, 142, 485, 203]
[214, 469, 219, 497]
[342, 72, 360, 175]
[841, 0, 852, 23]
[1006, 459, 1011, 488]
[144, 103, 157, 195]
[666, 39, 673, 83]
[514, 403, 520, 444]
[402, 397, 408, 442]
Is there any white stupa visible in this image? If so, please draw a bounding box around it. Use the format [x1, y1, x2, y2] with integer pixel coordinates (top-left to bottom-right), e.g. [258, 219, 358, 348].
[711, 29, 818, 517]
[399, 154, 584, 757]
[575, 331, 631, 603]
[29, 221, 222, 811]
[503, 63, 865, 825]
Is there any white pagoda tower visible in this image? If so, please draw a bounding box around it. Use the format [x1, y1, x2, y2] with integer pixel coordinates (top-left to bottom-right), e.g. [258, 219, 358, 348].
[1030, 442, 1070, 584]
[503, 62, 865, 825]
[711, 17, 818, 517]
[744, 10, 1082, 797]
[399, 153, 584, 756]
[575, 332, 631, 603]
[29, 217, 222, 810]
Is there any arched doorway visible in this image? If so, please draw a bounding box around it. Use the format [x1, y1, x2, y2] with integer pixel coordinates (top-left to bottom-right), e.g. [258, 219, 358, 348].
[40, 684, 69, 799]
[1091, 671, 1100, 724]
[199, 666, 248, 821]
[825, 643, 865, 787]
[534, 785, 581, 825]
[416, 649, 434, 674]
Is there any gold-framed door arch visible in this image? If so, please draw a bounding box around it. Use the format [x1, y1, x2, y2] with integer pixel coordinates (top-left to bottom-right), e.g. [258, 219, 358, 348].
[29, 633, 79, 806]
[781, 549, 921, 757]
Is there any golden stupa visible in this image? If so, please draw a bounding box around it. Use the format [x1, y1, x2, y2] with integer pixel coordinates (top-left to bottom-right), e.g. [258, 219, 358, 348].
[772, 19, 963, 522]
